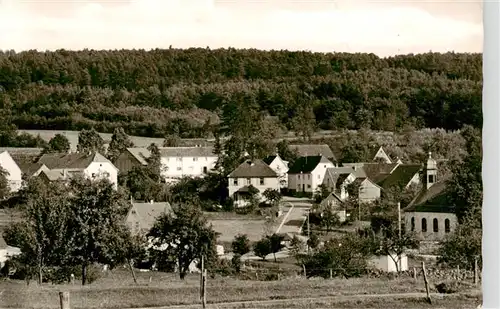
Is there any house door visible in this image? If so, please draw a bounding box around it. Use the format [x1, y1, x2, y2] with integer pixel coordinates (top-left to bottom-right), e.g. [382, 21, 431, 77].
[302, 184, 305, 192]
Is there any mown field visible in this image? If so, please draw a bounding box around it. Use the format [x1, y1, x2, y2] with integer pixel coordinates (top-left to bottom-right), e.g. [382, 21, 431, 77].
[0, 269, 481, 309]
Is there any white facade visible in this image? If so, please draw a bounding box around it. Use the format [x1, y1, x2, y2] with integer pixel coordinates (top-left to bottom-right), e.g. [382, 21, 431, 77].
[266, 156, 289, 188]
[0, 151, 23, 193]
[405, 173, 421, 189]
[373, 147, 392, 163]
[0, 245, 21, 268]
[84, 161, 119, 190]
[404, 211, 458, 241]
[161, 154, 218, 183]
[288, 159, 335, 193]
[229, 176, 280, 207]
[358, 178, 382, 203]
[369, 253, 408, 272]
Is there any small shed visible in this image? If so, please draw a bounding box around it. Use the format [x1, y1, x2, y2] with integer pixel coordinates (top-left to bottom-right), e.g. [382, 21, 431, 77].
[0, 236, 21, 269]
[369, 253, 408, 272]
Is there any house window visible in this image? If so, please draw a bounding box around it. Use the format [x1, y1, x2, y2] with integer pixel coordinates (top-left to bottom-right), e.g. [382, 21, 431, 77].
[445, 219, 450, 233]
[203, 166, 208, 173]
[433, 218, 439, 232]
[246, 178, 251, 185]
[177, 167, 182, 171]
[411, 217, 415, 231]
[421, 218, 427, 232]
[131, 210, 136, 215]
[233, 178, 238, 185]
[307, 174, 310, 180]
[428, 174, 435, 183]
[177, 157, 182, 161]
[135, 222, 140, 230]
[260, 178, 265, 185]
[298, 175, 301, 180]
[307, 184, 311, 189]
[318, 174, 320, 179]
[297, 184, 300, 190]
[91, 173, 96, 178]
[193, 157, 198, 161]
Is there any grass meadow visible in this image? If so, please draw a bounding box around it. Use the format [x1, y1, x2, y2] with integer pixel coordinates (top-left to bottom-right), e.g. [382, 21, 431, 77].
[0, 269, 482, 309]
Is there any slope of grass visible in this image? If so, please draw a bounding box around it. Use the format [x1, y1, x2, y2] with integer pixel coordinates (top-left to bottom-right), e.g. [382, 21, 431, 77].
[0, 269, 481, 309]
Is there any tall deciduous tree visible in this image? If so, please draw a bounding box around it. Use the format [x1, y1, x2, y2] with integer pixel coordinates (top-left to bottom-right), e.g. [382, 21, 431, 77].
[3, 178, 71, 284]
[437, 217, 481, 270]
[369, 224, 419, 272]
[77, 128, 105, 154]
[148, 202, 219, 279]
[65, 176, 130, 285]
[146, 143, 162, 182]
[107, 127, 134, 162]
[448, 125, 482, 224]
[163, 134, 180, 147]
[44, 134, 71, 153]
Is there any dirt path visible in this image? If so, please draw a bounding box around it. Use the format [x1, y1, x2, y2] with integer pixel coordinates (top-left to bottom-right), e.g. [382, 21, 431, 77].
[127, 292, 469, 309]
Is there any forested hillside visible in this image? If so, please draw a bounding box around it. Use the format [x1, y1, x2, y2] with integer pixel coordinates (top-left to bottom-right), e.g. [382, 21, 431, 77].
[0, 49, 482, 138]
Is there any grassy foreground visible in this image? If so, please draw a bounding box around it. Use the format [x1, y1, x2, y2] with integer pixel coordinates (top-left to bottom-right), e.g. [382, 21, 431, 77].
[0, 269, 481, 309]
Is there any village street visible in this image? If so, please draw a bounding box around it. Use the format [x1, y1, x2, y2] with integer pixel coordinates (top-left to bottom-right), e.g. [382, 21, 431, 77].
[221, 196, 313, 261]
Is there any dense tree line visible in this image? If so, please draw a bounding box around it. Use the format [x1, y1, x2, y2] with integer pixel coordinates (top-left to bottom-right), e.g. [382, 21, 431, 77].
[0, 49, 482, 138]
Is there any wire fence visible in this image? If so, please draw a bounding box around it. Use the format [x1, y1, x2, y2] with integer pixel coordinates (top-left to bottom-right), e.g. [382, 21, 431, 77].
[230, 262, 482, 284]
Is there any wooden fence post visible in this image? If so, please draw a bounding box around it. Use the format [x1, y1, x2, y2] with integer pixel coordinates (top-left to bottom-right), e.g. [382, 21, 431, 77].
[413, 267, 417, 280]
[199, 255, 204, 301]
[330, 268, 333, 279]
[202, 269, 207, 309]
[421, 262, 432, 304]
[59, 291, 70, 309]
[302, 264, 307, 278]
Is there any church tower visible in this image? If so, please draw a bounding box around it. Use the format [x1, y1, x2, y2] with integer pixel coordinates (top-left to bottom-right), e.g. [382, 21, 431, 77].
[424, 152, 437, 190]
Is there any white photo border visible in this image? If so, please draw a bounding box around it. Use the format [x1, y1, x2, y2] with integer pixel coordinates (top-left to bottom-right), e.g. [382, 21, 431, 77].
[483, 1, 499, 308]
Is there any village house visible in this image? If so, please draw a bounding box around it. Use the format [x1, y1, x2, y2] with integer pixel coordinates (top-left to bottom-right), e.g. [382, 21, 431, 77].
[125, 200, 172, 235]
[287, 155, 335, 194]
[337, 161, 422, 203]
[377, 164, 422, 192]
[36, 152, 119, 189]
[0, 147, 45, 177]
[114, 148, 149, 173]
[352, 177, 384, 203]
[322, 166, 367, 200]
[369, 146, 393, 163]
[0, 151, 22, 193]
[263, 153, 289, 188]
[319, 192, 347, 222]
[227, 159, 280, 207]
[115, 146, 218, 182]
[404, 153, 457, 241]
[289, 144, 337, 164]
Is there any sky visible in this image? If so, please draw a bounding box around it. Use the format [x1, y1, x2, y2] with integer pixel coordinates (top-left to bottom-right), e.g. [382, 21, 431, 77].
[0, 0, 483, 57]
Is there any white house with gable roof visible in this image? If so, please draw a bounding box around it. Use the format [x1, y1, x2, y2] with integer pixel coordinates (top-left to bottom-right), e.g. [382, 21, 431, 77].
[36, 152, 119, 189]
[0, 151, 23, 193]
[115, 146, 218, 183]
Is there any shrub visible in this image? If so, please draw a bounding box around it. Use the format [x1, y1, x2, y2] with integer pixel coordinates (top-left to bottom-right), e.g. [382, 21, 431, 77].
[231, 234, 251, 256]
[231, 254, 242, 273]
[435, 280, 475, 294]
[254, 238, 272, 260]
